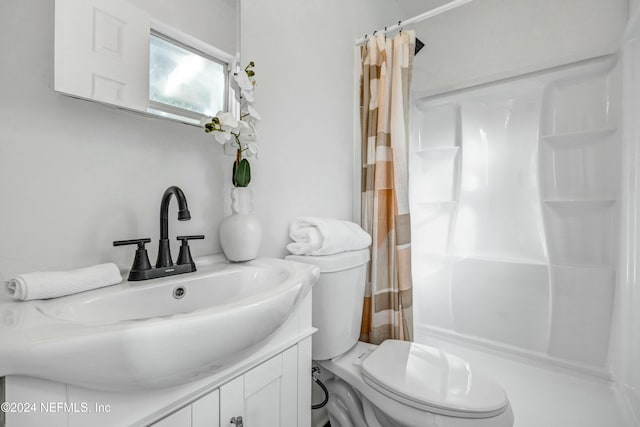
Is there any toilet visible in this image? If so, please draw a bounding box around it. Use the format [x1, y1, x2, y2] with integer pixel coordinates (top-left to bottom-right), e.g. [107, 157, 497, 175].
[286, 249, 514, 427]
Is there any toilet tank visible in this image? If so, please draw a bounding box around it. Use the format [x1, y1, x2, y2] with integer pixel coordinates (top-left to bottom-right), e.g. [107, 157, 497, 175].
[286, 249, 370, 360]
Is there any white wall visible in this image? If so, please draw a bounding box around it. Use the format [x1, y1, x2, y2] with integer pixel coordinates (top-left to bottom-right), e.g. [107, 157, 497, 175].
[0, 0, 231, 279]
[402, 0, 628, 94]
[241, 0, 403, 257]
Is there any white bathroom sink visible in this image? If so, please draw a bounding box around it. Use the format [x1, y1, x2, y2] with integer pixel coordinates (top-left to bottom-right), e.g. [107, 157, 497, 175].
[0, 256, 319, 392]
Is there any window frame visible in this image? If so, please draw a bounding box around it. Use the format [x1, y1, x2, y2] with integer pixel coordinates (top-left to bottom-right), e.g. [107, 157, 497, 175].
[148, 19, 237, 124]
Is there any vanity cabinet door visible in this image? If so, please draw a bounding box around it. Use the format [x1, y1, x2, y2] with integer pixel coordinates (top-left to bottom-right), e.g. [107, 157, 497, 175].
[219, 346, 298, 427]
[152, 406, 191, 426]
[151, 389, 219, 427]
[192, 389, 220, 427]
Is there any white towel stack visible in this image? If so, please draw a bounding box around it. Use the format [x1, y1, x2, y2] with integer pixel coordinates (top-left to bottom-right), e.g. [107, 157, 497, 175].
[286, 217, 372, 256]
[6, 263, 123, 301]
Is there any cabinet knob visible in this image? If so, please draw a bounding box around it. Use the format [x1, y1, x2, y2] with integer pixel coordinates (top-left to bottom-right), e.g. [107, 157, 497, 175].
[230, 416, 243, 426]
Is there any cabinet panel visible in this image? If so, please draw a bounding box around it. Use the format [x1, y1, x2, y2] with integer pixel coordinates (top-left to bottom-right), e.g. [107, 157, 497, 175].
[245, 380, 281, 426]
[220, 377, 244, 427]
[152, 406, 190, 426]
[281, 345, 299, 427]
[192, 389, 220, 427]
[243, 353, 282, 398]
[4, 377, 67, 427]
[219, 346, 300, 427]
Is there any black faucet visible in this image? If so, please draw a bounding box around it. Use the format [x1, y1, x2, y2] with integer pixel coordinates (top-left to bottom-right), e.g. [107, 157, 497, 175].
[156, 186, 191, 268]
[113, 186, 205, 281]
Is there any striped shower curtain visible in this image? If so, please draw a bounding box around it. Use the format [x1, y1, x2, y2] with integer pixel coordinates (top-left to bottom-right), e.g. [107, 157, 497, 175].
[360, 31, 415, 344]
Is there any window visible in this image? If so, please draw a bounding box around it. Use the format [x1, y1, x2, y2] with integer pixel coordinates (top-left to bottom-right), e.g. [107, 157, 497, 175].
[148, 31, 229, 123]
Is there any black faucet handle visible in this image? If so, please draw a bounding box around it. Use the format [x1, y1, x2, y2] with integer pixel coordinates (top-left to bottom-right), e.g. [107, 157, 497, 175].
[176, 235, 205, 267]
[113, 238, 152, 248]
[113, 238, 153, 275]
[177, 235, 205, 243]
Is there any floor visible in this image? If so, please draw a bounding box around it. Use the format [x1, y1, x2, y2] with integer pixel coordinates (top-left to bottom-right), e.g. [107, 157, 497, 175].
[415, 331, 632, 427]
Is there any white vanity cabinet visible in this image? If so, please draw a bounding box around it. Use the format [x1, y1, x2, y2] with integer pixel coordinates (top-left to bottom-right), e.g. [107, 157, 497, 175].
[3, 290, 314, 427]
[152, 344, 306, 427]
[219, 346, 298, 427]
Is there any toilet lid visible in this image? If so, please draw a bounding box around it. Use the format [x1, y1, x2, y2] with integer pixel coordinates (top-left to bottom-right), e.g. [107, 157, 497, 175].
[361, 340, 509, 417]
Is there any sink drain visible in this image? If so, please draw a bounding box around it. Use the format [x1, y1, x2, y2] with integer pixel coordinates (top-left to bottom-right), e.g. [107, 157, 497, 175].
[173, 286, 186, 299]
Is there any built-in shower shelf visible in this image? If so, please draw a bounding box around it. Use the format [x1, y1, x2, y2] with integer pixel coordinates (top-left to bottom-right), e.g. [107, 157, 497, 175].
[543, 199, 616, 208]
[417, 145, 460, 152]
[544, 198, 616, 207]
[540, 128, 617, 146]
[455, 255, 548, 266]
[550, 263, 613, 270]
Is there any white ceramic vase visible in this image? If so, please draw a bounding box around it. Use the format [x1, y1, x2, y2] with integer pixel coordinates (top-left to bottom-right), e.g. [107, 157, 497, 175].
[219, 187, 262, 262]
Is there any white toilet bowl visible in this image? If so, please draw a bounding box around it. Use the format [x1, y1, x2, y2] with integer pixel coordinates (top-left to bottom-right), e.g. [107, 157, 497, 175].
[286, 249, 514, 427]
[318, 341, 513, 427]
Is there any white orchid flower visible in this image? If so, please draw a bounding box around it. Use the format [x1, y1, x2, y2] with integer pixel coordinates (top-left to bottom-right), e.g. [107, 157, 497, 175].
[242, 89, 255, 104]
[240, 98, 254, 115]
[234, 71, 254, 91]
[232, 70, 256, 104]
[245, 142, 259, 158]
[247, 105, 261, 123]
[202, 61, 259, 176]
[213, 130, 231, 144]
[233, 124, 255, 150]
[236, 120, 257, 142]
[217, 111, 239, 132]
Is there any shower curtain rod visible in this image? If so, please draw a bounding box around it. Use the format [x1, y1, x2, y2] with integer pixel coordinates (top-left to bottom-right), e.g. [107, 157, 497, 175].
[354, 0, 473, 46]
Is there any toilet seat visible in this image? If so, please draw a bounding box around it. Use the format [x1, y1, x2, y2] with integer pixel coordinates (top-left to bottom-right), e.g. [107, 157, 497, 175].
[360, 340, 509, 419]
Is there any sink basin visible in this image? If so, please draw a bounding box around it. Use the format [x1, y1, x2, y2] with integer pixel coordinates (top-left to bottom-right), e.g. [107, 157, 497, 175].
[38, 262, 293, 323]
[0, 256, 319, 391]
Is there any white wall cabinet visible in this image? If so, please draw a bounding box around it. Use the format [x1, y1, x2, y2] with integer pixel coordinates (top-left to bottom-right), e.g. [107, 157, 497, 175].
[55, 0, 150, 110]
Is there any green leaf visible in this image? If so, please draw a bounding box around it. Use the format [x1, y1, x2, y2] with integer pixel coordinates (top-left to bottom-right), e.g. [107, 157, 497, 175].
[234, 159, 251, 187]
[232, 160, 237, 186]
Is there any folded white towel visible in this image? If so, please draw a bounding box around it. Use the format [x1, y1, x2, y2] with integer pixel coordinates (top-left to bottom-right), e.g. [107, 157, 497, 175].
[286, 217, 372, 256]
[6, 263, 122, 301]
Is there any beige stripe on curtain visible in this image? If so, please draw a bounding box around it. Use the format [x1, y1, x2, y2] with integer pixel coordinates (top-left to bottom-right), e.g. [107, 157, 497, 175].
[360, 31, 415, 345]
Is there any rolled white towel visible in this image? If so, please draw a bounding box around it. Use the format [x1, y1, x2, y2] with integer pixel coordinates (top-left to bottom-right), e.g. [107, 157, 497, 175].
[6, 263, 123, 301]
[286, 217, 372, 256]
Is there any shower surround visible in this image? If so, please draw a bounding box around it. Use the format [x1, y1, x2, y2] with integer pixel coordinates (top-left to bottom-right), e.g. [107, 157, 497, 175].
[410, 56, 620, 375]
